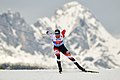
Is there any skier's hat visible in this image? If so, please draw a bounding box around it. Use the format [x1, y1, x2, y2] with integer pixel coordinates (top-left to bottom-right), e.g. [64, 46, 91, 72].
[55, 29, 60, 35]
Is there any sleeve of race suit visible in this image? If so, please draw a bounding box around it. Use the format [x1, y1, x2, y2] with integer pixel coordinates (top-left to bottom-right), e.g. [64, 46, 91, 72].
[61, 29, 66, 37]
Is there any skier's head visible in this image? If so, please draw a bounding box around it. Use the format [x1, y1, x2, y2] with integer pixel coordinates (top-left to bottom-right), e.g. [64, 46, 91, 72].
[55, 29, 60, 38]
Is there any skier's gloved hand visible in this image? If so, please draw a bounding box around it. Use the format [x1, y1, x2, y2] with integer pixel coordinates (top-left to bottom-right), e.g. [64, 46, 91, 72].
[46, 31, 49, 35]
[62, 29, 66, 34]
[62, 29, 66, 37]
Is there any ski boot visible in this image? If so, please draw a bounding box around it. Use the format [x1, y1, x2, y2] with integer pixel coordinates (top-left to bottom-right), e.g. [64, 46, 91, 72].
[74, 62, 87, 72]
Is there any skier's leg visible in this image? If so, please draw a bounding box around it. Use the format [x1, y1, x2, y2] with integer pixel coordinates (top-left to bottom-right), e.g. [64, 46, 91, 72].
[74, 62, 87, 72]
[54, 48, 62, 73]
[64, 51, 87, 72]
[57, 61, 62, 73]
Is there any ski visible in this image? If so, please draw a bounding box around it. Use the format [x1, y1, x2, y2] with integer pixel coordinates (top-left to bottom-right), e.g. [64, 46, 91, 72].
[86, 70, 99, 73]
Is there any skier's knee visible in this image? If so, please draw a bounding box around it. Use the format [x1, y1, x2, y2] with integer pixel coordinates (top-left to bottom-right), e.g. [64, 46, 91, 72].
[64, 51, 71, 56]
[64, 51, 75, 61]
[55, 50, 60, 56]
[55, 53, 60, 57]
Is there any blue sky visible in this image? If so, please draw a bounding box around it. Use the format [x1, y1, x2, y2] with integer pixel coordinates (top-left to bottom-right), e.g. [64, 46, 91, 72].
[0, 0, 120, 38]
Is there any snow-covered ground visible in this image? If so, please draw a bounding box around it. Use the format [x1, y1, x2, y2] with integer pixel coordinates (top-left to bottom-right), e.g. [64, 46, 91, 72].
[0, 69, 120, 80]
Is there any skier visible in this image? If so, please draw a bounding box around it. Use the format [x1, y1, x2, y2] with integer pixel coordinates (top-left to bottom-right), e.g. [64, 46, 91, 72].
[46, 29, 87, 73]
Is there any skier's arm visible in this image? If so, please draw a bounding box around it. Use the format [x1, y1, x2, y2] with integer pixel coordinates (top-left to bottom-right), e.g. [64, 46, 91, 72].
[61, 29, 66, 37]
[46, 31, 53, 39]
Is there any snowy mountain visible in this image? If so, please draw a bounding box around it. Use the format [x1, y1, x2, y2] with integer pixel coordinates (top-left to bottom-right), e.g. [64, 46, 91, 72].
[0, 10, 55, 69]
[0, 10, 52, 55]
[33, 1, 120, 69]
[0, 1, 120, 69]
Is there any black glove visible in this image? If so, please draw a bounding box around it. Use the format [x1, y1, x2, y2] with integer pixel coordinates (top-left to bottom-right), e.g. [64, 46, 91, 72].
[46, 31, 49, 34]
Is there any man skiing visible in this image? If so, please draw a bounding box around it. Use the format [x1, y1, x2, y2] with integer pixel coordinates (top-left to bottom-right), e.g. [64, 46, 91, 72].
[46, 29, 87, 73]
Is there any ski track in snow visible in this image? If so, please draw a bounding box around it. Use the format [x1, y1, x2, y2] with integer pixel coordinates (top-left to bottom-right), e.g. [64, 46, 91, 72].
[0, 69, 120, 80]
